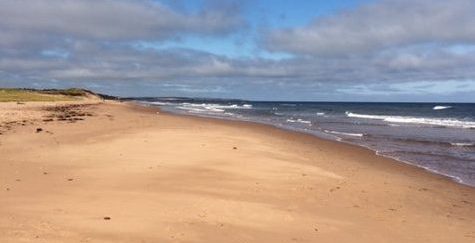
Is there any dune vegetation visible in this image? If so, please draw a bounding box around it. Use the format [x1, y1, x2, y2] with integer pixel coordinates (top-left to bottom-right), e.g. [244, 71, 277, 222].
[0, 88, 91, 102]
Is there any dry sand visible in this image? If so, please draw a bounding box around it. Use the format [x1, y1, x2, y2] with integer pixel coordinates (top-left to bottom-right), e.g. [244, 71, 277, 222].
[0, 101, 474, 243]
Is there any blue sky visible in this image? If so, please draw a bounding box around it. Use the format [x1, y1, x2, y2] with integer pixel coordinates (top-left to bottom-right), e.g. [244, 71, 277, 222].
[0, 0, 474, 101]
[147, 0, 371, 58]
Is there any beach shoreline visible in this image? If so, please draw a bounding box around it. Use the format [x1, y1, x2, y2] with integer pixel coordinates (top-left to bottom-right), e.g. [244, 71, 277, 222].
[1, 101, 474, 242]
[139, 101, 474, 188]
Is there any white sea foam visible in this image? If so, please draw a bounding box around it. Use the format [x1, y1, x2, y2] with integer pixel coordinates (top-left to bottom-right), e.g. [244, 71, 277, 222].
[177, 107, 208, 113]
[450, 142, 475, 147]
[316, 112, 325, 116]
[286, 118, 312, 125]
[324, 130, 364, 137]
[149, 101, 175, 106]
[375, 151, 465, 185]
[177, 106, 238, 117]
[345, 112, 475, 129]
[205, 107, 225, 112]
[433, 105, 452, 110]
[183, 103, 253, 110]
[184, 106, 224, 113]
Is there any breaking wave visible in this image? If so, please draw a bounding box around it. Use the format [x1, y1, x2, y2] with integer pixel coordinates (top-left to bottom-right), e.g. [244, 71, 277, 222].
[450, 142, 475, 147]
[345, 112, 475, 129]
[182, 103, 252, 110]
[433, 105, 452, 110]
[324, 130, 364, 137]
[286, 118, 312, 125]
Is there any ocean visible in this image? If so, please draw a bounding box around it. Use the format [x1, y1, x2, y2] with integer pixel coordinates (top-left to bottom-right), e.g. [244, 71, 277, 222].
[133, 98, 475, 187]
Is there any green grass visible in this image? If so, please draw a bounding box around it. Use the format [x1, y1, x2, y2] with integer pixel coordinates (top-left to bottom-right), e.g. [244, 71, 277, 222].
[0, 89, 79, 102]
[41, 88, 92, 97]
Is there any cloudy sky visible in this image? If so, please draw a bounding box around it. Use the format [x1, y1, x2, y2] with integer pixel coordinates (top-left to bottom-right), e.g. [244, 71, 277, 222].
[1, 0, 475, 101]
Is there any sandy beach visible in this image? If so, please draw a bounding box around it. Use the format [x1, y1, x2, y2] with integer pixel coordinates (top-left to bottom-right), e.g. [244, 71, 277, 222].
[1, 100, 474, 243]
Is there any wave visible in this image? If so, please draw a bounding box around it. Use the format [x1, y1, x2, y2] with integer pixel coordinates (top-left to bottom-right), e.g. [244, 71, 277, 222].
[182, 103, 253, 110]
[146, 101, 175, 106]
[177, 106, 223, 113]
[450, 142, 475, 147]
[384, 149, 475, 162]
[183, 106, 225, 113]
[375, 151, 466, 184]
[345, 112, 475, 129]
[369, 135, 475, 148]
[433, 105, 452, 110]
[316, 112, 326, 116]
[286, 118, 312, 125]
[324, 130, 364, 137]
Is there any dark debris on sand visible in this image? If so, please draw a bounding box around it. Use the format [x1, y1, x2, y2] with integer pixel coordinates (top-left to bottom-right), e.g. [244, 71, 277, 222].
[43, 104, 94, 123]
[0, 120, 34, 135]
[0, 104, 95, 136]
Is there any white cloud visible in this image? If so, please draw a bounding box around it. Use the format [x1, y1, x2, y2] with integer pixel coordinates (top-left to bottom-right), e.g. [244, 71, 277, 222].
[0, 0, 244, 48]
[264, 0, 475, 56]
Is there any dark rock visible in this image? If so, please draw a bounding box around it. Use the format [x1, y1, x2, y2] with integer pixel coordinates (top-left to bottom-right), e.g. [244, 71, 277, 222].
[103, 217, 111, 220]
[36, 128, 43, 133]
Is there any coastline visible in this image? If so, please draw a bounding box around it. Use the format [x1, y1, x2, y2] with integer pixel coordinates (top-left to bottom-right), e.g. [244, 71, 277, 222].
[1, 101, 474, 242]
[144, 102, 473, 188]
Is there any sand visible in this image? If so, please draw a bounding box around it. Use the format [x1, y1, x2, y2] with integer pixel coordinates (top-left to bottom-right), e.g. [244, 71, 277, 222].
[1, 101, 474, 243]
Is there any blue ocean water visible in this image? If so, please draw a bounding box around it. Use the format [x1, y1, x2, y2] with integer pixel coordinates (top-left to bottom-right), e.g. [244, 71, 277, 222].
[134, 98, 475, 187]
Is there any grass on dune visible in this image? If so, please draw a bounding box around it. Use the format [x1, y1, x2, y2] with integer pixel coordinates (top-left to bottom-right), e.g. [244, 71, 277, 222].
[0, 88, 79, 102]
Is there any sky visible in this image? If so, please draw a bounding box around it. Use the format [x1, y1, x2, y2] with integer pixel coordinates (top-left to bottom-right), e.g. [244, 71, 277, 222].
[1, 0, 475, 102]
